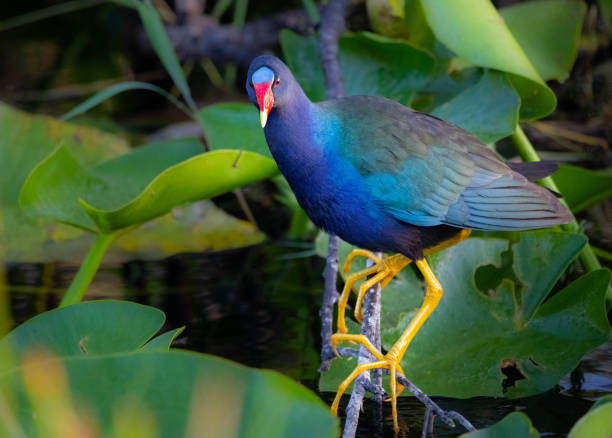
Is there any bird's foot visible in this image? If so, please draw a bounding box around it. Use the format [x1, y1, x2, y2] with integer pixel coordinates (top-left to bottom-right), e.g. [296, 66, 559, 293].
[336, 251, 411, 334]
[330, 333, 406, 433]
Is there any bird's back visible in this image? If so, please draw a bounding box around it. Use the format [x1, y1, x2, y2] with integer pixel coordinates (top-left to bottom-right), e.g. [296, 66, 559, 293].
[314, 95, 572, 231]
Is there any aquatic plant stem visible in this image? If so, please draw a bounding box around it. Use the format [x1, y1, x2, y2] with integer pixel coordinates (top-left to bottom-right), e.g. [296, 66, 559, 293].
[511, 126, 610, 301]
[59, 232, 117, 308]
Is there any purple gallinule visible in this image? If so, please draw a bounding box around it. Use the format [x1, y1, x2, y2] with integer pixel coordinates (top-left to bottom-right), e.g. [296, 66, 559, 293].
[246, 55, 572, 431]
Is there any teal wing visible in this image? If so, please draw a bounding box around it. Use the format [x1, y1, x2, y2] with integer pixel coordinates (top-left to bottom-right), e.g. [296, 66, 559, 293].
[318, 96, 571, 230]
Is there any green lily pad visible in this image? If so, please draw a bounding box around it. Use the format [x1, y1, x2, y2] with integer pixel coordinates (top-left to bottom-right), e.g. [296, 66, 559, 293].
[19, 140, 278, 233]
[459, 412, 540, 438]
[319, 232, 611, 398]
[0, 300, 165, 374]
[0, 301, 338, 438]
[553, 164, 612, 213]
[197, 103, 272, 159]
[280, 30, 435, 104]
[500, 0, 586, 82]
[568, 395, 612, 438]
[420, 0, 556, 120]
[431, 69, 520, 143]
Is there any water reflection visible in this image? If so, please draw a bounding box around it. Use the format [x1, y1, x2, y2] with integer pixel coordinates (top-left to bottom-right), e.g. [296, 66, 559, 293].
[5, 241, 612, 437]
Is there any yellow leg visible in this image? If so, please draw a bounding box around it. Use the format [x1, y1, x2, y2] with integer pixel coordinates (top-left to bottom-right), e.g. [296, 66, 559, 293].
[332, 258, 443, 434]
[354, 254, 411, 323]
[336, 251, 411, 334]
[332, 230, 471, 432]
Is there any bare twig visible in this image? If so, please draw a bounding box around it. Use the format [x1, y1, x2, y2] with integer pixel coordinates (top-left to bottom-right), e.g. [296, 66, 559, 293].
[318, 0, 350, 100]
[396, 374, 476, 432]
[343, 257, 383, 438]
[319, 234, 340, 371]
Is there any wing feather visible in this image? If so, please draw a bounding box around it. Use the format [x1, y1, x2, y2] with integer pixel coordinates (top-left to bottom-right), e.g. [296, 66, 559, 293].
[318, 96, 572, 231]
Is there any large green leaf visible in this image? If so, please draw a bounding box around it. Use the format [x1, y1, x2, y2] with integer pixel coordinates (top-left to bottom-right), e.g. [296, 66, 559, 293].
[420, 0, 556, 120]
[431, 69, 520, 143]
[0, 102, 129, 262]
[19, 140, 278, 233]
[0, 301, 164, 374]
[280, 30, 435, 104]
[0, 351, 338, 438]
[0, 301, 338, 438]
[459, 412, 540, 438]
[500, 0, 586, 82]
[568, 395, 612, 438]
[197, 103, 272, 159]
[319, 232, 611, 398]
[552, 164, 612, 213]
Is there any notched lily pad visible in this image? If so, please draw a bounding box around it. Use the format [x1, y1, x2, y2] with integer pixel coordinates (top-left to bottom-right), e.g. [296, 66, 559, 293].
[319, 232, 610, 398]
[0, 301, 338, 438]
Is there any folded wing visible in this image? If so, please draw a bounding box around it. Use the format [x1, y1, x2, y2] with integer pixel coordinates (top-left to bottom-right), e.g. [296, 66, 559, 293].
[323, 96, 572, 231]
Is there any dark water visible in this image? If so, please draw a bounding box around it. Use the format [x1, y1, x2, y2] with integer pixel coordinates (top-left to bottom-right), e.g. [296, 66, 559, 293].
[6, 241, 612, 437]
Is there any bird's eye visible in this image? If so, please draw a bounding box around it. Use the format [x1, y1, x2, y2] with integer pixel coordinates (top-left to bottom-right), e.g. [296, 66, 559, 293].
[274, 77, 281, 86]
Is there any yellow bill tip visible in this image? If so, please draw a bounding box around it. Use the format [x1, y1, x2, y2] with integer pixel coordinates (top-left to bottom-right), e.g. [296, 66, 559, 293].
[260, 110, 268, 128]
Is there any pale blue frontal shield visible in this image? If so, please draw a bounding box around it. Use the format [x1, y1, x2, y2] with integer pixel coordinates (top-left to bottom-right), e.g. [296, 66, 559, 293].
[252, 66, 275, 84]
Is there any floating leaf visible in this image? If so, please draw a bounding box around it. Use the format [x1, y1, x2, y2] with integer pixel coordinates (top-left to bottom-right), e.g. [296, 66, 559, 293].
[432, 69, 520, 143]
[459, 412, 540, 438]
[320, 232, 610, 398]
[500, 0, 586, 82]
[553, 164, 612, 213]
[0, 301, 338, 438]
[420, 0, 556, 120]
[0, 300, 165, 373]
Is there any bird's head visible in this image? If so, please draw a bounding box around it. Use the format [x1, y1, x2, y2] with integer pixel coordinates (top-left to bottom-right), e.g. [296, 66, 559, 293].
[246, 55, 296, 128]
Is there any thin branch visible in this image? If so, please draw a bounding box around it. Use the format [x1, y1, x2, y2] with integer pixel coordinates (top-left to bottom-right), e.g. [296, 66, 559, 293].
[395, 374, 476, 432]
[343, 257, 383, 438]
[319, 234, 340, 371]
[161, 7, 317, 67]
[318, 0, 350, 100]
